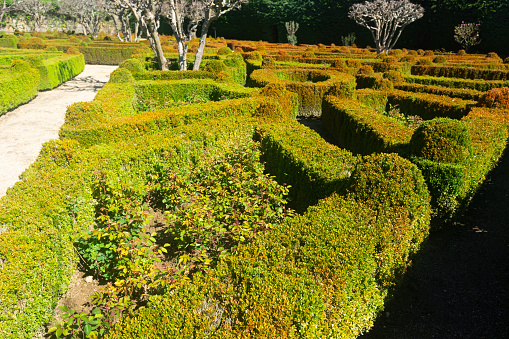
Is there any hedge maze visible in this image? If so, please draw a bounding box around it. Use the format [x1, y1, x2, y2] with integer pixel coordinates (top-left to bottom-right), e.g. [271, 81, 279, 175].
[0, 34, 508, 338]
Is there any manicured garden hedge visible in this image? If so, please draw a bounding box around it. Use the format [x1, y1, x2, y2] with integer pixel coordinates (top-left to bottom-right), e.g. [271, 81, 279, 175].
[59, 78, 300, 146]
[249, 68, 356, 117]
[0, 60, 40, 116]
[411, 64, 509, 81]
[36, 53, 85, 90]
[322, 96, 413, 155]
[404, 74, 509, 91]
[255, 120, 358, 212]
[105, 153, 430, 338]
[386, 89, 476, 120]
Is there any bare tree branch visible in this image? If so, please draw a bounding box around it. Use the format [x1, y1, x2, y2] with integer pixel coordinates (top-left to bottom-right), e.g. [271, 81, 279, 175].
[349, 0, 424, 54]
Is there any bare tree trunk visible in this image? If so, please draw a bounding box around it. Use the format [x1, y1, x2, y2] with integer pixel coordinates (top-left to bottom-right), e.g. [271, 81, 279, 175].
[177, 37, 187, 70]
[193, 21, 210, 71]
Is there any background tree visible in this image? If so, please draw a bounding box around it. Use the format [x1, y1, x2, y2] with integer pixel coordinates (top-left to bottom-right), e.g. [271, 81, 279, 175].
[348, 0, 424, 54]
[14, 0, 53, 31]
[110, 0, 167, 70]
[285, 20, 298, 46]
[162, 0, 204, 70]
[192, 0, 248, 70]
[59, 0, 109, 38]
[0, 0, 20, 27]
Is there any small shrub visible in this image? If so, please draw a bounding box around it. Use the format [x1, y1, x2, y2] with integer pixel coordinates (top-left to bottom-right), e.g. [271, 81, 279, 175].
[433, 55, 447, 64]
[248, 51, 263, 61]
[457, 49, 466, 56]
[373, 77, 394, 90]
[204, 60, 227, 73]
[424, 50, 435, 56]
[357, 65, 375, 75]
[217, 46, 233, 55]
[119, 58, 145, 73]
[477, 87, 509, 109]
[215, 70, 233, 82]
[410, 118, 473, 164]
[109, 68, 135, 83]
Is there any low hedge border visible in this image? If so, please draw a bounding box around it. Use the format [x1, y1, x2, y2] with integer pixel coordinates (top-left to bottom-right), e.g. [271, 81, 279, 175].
[60, 80, 298, 147]
[386, 89, 476, 120]
[404, 74, 509, 91]
[249, 68, 356, 117]
[105, 153, 430, 338]
[394, 82, 483, 101]
[254, 120, 358, 213]
[0, 60, 40, 116]
[411, 64, 509, 81]
[322, 96, 413, 156]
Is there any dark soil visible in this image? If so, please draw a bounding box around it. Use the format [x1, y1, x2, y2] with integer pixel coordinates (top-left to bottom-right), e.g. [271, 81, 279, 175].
[299, 117, 509, 338]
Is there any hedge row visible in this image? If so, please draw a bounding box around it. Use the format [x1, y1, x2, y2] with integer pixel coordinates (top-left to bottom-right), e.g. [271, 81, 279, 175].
[411, 64, 509, 81]
[59, 79, 298, 146]
[322, 96, 413, 156]
[0, 116, 258, 338]
[254, 120, 358, 212]
[0, 61, 40, 116]
[0, 36, 17, 49]
[409, 114, 507, 223]
[386, 89, 476, 120]
[249, 68, 356, 117]
[404, 74, 509, 91]
[36, 53, 85, 90]
[394, 82, 483, 101]
[106, 153, 430, 338]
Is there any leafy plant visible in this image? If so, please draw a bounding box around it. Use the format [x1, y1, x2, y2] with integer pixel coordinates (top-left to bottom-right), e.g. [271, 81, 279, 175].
[47, 306, 108, 339]
[454, 22, 481, 52]
[383, 104, 423, 129]
[149, 141, 293, 262]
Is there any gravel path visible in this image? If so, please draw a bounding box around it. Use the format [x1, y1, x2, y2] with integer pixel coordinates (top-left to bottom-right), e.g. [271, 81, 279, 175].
[0, 65, 117, 198]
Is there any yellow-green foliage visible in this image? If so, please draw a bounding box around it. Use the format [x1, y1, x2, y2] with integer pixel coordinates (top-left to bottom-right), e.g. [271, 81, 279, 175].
[322, 97, 413, 155]
[249, 68, 356, 117]
[410, 118, 473, 164]
[409, 117, 507, 223]
[404, 74, 509, 91]
[394, 82, 482, 100]
[387, 89, 475, 120]
[118, 58, 145, 74]
[0, 35, 17, 48]
[60, 78, 300, 146]
[255, 120, 358, 212]
[412, 64, 509, 80]
[36, 53, 85, 90]
[105, 153, 430, 339]
[0, 60, 40, 116]
[109, 67, 135, 83]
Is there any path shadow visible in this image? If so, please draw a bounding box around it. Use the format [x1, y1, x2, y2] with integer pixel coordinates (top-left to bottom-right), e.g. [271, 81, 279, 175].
[58, 75, 107, 92]
[361, 149, 509, 338]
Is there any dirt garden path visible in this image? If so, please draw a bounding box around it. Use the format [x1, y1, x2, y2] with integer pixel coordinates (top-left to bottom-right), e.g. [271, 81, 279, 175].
[0, 65, 117, 198]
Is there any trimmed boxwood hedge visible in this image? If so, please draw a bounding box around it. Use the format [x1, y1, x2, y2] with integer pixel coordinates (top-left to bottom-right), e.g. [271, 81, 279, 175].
[105, 153, 430, 339]
[386, 89, 476, 120]
[404, 74, 509, 91]
[411, 64, 509, 81]
[36, 53, 85, 90]
[322, 96, 413, 156]
[255, 120, 358, 213]
[0, 60, 40, 116]
[249, 68, 356, 117]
